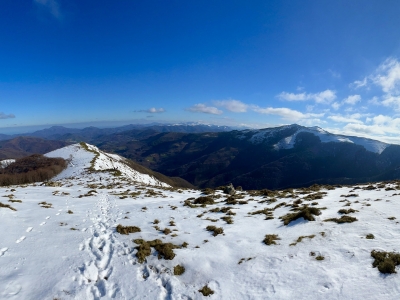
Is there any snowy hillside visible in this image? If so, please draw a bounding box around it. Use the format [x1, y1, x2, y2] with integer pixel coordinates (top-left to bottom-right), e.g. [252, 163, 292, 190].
[45, 143, 169, 187]
[2, 145, 400, 299]
[0, 159, 15, 168]
[241, 124, 389, 154]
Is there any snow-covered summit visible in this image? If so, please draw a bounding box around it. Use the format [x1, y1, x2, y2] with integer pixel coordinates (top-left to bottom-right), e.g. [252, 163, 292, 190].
[240, 124, 389, 154]
[45, 143, 170, 187]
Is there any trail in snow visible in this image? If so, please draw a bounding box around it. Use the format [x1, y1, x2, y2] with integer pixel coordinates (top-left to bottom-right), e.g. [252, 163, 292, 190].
[75, 194, 123, 299]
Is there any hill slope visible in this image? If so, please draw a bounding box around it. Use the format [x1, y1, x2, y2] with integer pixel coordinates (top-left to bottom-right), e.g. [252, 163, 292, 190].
[98, 124, 400, 189]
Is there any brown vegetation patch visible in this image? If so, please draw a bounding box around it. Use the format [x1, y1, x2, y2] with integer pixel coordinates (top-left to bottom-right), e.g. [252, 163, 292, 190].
[116, 224, 141, 235]
[194, 196, 215, 205]
[206, 226, 224, 236]
[249, 208, 274, 220]
[324, 215, 358, 223]
[0, 154, 67, 186]
[199, 285, 214, 297]
[0, 202, 16, 211]
[263, 234, 280, 245]
[133, 239, 184, 263]
[280, 206, 322, 225]
[38, 201, 52, 208]
[371, 250, 400, 274]
[173, 265, 185, 275]
[338, 208, 358, 214]
[290, 235, 315, 246]
[221, 216, 233, 224]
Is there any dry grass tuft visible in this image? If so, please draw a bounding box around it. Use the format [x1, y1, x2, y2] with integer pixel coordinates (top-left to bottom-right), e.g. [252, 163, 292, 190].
[263, 234, 280, 245]
[371, 250, 400, 274]
[290, 235, 315, 246]
[198, 285, 214, 297]
[116, 224, 141, 235]
[173, 265, 185, 275]
[0, 201, 17, 211]
[133, 239, 183, 263]
[206, 226, 224, 236]
[324, 215, 358, 223]
[280, 206, 321, 225]
[338, 208, 358, 214]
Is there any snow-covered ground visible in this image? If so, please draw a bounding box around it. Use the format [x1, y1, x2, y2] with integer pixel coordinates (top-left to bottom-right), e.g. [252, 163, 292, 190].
[0, 159, 16, 168]
[1, 144, 400, 299]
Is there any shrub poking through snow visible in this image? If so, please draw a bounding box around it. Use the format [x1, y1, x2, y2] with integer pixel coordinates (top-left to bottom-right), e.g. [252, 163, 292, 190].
[0, 202, 16, 211]
[366, 234, 375, 239]
[221, 216, 234, 224]
[206, 225, 224, 236]
[173, 265, 185, 275]
[133, 239, 183, 263]
[324, 216, 357, 223]
[199, 285, 214, 296]
[38, 201, 52, 208]
[338, 208, 358, 214]
[249, 208, 274, 220]
[116, 224, 141, 235]
[371, 250, 400, 274]
[67, 210, 73, 214]
[163, 228, 171, 235]
[194, 196, 215, 205]
[263, 234, 280, 245]
[315, 255, 325, 261]
[290, 235, 316, 246]
[280, 206, 321, 225]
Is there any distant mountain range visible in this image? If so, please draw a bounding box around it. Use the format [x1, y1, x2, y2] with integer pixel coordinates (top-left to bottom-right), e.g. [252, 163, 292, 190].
[0, 123, 233, 142]
[94, 124, 400, 190]
[2, 123, 400, 189]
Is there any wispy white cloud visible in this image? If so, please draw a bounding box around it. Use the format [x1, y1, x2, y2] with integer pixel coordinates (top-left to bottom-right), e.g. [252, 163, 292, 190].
[351, 57, 400, 95]
[134, 107, 165, 113]
[0, 112, 15, 119]
[277, 89, 336, 104]
[373, 58, 400, 94]
[213, 99, 248, 113]
[350, 77, 368, 89]
[186, 104, 223, 115]
[328, 114, 363, 124]
[34, 0, 62, 19]
[252, 106, 324, 122]
[343, 94, 361, 105]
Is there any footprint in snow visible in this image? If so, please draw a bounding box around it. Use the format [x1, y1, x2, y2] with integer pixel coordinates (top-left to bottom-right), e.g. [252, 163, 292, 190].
[40, 222, 46, 226]
[16, 236, 26, 243]
[0, 248, 8, 257]
[26, 227, 33, 233]
[45, 216, 50, 220]
[56, 213, 60, 216]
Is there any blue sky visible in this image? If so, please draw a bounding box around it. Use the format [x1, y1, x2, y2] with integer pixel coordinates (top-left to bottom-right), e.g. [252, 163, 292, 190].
[1, 1, 400, 142]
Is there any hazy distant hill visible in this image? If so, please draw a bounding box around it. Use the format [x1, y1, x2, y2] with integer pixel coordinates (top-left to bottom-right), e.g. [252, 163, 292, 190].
[0, 137, 68, 159]
[0, 123, 233, 142]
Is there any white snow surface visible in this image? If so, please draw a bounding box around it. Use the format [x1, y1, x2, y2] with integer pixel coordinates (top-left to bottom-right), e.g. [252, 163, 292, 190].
[2, 146, 400, 299]
[0, 159, 15, 168]
[243, 125, 389, 154]
[46, 143, 169, 187]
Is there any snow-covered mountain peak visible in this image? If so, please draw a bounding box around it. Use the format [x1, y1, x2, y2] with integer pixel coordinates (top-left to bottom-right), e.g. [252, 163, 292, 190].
[45, 143, 170, 187]
[242, 124, 389, 154]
